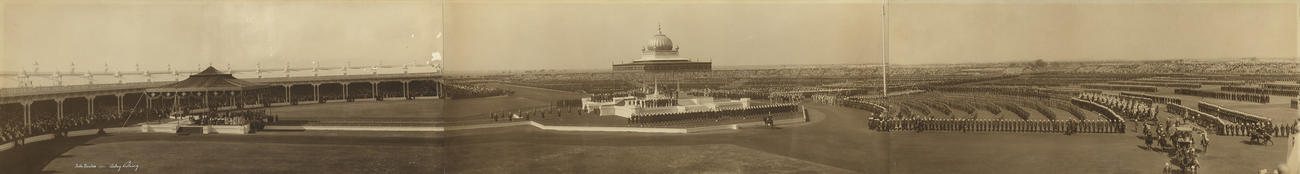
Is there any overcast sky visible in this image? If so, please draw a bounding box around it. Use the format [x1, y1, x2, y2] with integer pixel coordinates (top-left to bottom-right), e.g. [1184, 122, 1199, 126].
[2, 0, 441, 73]
[889, 2, 1296, 64]
[444, 0, 1295, 71]
[443, 1, 881, 72]
[2, 0, 1295, 73]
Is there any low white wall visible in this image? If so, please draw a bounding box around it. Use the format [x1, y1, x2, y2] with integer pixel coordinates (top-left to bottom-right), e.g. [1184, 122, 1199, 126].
[441, 122, 533, 131]
[529, 122, 688, 133]
[140, 124, 178, 133]
[208, 125, 250, 135]
[264, 125, 440, 132]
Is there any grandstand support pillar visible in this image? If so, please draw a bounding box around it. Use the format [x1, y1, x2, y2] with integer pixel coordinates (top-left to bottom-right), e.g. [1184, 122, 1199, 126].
[284, 85, 293, 105]
[172, 97, 179, 116]
[343, 83, 350, 102]
[115, 94, 124, 117]
[87, 97, 95, 118]
[312, 83, 321, 103]
[436, 81, 444, 98]
[228, 92, 236, 109]
[402, 81, 411, 100]
[22, 101, 31, 138]
[55, 98, 64, 136]
[371, 81, 380, 100]
[203, 93, 210, 112]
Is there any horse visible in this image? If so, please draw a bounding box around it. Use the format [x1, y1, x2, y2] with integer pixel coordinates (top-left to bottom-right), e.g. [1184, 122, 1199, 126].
[1249, 131, 1273, 145]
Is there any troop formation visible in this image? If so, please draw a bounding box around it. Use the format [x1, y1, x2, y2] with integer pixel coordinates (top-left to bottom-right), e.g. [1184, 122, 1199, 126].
[443, 83, 513, 99]
[1175, 89, 1270, 104]
[1077, 92, 1157, 121]
[868, 117, 1125, 134]
[1081, 84, 1158, 92]
[628, 103, 799, 126]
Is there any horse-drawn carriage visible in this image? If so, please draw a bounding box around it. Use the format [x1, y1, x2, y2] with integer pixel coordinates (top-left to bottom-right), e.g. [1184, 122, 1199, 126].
[1171, 126, 1195, 149]
[1248, 126, 1275, 145]
[1163, 126, 1199, 174]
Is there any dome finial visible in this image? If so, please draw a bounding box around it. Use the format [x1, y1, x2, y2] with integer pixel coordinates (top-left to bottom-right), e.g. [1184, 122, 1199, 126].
[657, 22, 662, 34]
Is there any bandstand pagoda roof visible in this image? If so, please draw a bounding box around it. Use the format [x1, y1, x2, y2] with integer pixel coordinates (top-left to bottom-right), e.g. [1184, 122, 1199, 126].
[145, 67, 269, 93]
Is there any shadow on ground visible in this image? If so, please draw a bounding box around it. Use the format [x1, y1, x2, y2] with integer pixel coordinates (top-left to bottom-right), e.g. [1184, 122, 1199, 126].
[0, 134, 103, 174]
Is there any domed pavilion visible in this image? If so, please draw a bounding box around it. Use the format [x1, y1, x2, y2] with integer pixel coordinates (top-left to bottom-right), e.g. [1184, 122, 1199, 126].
[613, 26, 712, 72]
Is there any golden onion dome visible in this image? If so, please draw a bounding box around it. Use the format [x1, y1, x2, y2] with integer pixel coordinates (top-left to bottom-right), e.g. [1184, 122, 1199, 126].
[645, 33, 675, 51]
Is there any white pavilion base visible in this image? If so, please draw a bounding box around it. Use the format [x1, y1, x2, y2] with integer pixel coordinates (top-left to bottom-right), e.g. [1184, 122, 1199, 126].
[140, 122, 251, 135]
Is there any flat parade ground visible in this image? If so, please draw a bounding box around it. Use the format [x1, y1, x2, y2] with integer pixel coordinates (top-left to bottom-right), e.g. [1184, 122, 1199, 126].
[438, 83, 586, 122]
[5, 83, 1290, 173]
[20, 102, 1285, 173]
[271, 99, 442, 122]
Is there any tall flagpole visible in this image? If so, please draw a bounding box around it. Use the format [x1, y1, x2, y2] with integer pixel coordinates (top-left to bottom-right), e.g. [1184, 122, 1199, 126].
[881, 0, 889, 98]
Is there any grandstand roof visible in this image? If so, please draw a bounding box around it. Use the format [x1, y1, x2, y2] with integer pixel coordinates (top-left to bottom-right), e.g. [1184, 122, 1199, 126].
[145, 67, 269, 93]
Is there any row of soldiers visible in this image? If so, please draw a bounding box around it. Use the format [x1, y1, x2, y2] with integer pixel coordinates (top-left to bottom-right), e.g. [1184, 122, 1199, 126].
[939, 86, 1072, 99]
[1221, 122, 1298, 137]
[444, 83, 513, 99]
[807, 94, 839, 104]
[1197, 102, 1272, 124]
[489, 106, 585, 122]
[628, 104, 799, 125]
[1119, 92, 1182, 104]
[1221, 86, 1299, 96]
[868, 117, 1126, 133]
[1174, 89, 1270, 104]
[768, 93, 804, 103]
[1078, 93, 1158, 121]
[1110, 81, 1202, 88]
[839, 99, 886, 114]
[1080, 84, 1159, 92]
[1165, 104, 1230, 132]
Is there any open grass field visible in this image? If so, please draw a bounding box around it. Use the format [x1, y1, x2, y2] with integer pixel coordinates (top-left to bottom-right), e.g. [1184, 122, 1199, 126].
[437, 102, 1290, 173]
[2, 131, 441, 174]
[3, 101, 1289, 173]
[269, 99, 442, 122]
[440, 83, 587, 122]
[531, 111, 802, 128]
[6, 76, 1293, 173]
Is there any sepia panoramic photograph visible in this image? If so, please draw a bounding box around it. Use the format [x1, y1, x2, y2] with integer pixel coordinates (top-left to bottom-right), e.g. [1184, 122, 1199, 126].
[0, 0, 444, 173]
[1, 0, 1298, 173]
